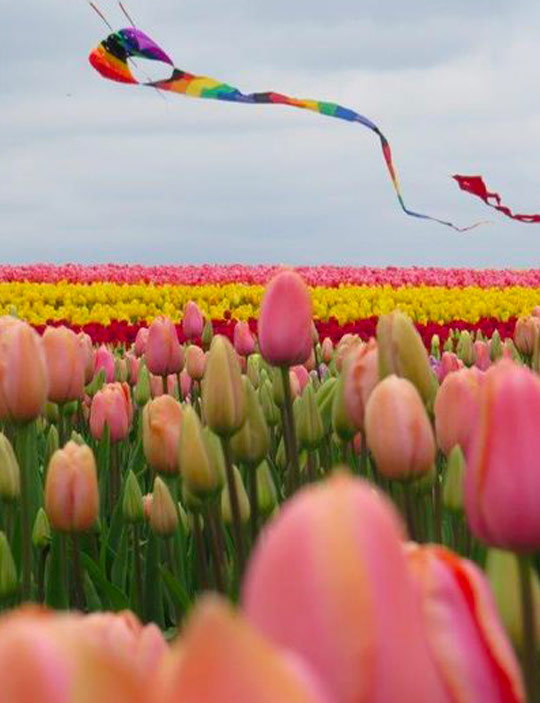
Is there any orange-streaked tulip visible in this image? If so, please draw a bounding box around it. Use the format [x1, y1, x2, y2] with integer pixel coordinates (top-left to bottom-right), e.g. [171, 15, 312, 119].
[45, 441, 99, 532]
[77, 332, 95, 384]
[406, 544, 525, 703]
[0, 320, 49, 422]
[243, 474, 453, 703]
[465, 360, 540, 549]
[89, 382, 131, 442]
[182, 301, 204, 340]
[43, 326, 85, 404]
[233, 321, 256, 357]
[258, 271, 312, 367]
[434, 366, 483, 456]
[94, 345, 115, 383]
[365, 376, 435, 480]
[142, 395, 182, 474]
[185, 344, 206, 381]
[145, 317, 183, 377]
[343, 338, 379, 430]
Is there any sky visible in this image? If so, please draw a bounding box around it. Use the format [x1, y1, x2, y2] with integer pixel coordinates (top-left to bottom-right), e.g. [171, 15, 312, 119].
[2, 0, 540, 267]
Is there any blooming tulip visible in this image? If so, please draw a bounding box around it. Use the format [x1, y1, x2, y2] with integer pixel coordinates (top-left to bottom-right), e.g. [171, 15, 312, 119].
[142, 395, 183, 474]
[145, 317, 183, 377]
[233, 321, 256, 357]
[182, 300, 204, 339]
[258, 270, 312, 367]
[365, 376, 435, 480]
[45, 441, 99, 532]
[43, 326, 86, 404]
[434, 366, 483, 456]
[94, 345, 115, 383]
[90, 383, 131, 442]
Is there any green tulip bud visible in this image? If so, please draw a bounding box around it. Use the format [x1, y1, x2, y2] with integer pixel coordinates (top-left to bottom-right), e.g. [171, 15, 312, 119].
[0, 532, 17, 599]
[443, 445, 465, 513]
[134, 363, 151, 407]
[32, 508, 51, 548]
[70, 431, 85, 446]
[430, 334, 441, 360]
[149, 477, 178, 536]
[85, 367, 106, 397]
[275, 436, 287, 472]
[443, 336, 454, 353]
[44, 424, 59, 472]
[202, 336, 246, 437]
[256, 461, 278, 517]
[259, 379, 280, 427]
[45, 402, 59, 423]
[456, 330, 474, 366]
[271, 367, 285, 408]
[231, 377, 270, 466]
[221, 465, 250, 524]
[179, 406, 223, 497]
[201, 319, 214, 351]
[122, 470, 144, 523]
[331, 374, 356, 441]
[316, 376, 338, 435]
[297, 384, 324, 450]
[247, 353, 262, 389]
[0, 433, 20, 502]
[490, 330, 503, 361]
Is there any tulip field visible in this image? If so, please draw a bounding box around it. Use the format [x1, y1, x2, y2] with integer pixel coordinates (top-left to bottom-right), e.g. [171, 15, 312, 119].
[1, 263, 540, 701]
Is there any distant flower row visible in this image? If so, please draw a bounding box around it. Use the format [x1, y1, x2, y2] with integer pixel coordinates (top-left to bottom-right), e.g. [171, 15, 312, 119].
[2, 264, 540, 288]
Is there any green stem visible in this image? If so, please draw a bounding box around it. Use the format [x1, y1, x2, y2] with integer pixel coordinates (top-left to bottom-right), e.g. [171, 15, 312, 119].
[203, 503, 225, 593]
[280, 366, 300, 495]
[518, 554, 539, 703]
[221, 437, 246, 575]
[71, 533, 85, 611]
[15, 422, 34, 601]
[248, 467, 259, 544]
[402, 483, 417, 542]
[192, 512, 209, 589]
[110, 442, 120, 512]
[133, 523, 144, 616]
[37, 546, 48, 604]
[432, 472, 443, 544]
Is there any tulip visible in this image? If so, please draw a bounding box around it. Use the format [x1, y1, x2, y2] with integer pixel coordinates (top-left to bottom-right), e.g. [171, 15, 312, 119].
[365, 376, 435, 480]
[321, 337, 334, 364]
[77, 332, 95, 384]
[201, 319, 214, 350]
[335, 335, 363, 373]
[290, 365, 309, 394]
[142, 395, 182, 475]
[464, 360, 540, 550]
[134, 326, 149, 357]
[149, 477, 178, 536]
[233, 321, 256, 357]
[179, 406, 223, 497]
[304, 348, 316, 372]
[514, 316, 540, 357]
[434, 366, 483, 456]
[145, 316, 183, 377]
[474, 340, 491, 371]
[243, 474, 453, 702]
[122, 471, 144, 524]
[0, 320, 49, 422]
[230, 377, 270, 467]
[134, 363, 151, 406]
[94, 345, 115, 383]
[0, 532, 17, 600]
[44, 441, 99, 532]
[185, 344, 206, 381]
[202, 335, 245, 437]
[256, 460, 278, 517]
[89, 383, 131, 443]
[343, 338, 378, 430]
[258, 270, 312, 367]
[221, 466, 250, 524]
[442, 445, 466, 513]
[436, 351, 463, 383]
[491, 330, 503, 361]
[297, 384, 324, 450]
[32, 507, 51, 548]
[406, 544, 525, 703]
[42, 326, 85, 404]
[142, 493, 153, 522]
[316, 376, 338, 435]
[125, 353, 140, 385]
[259, 378, 280, 427]
[0, 433, 20, 502]
[179, 368, 193, 400]
[182, 300, 204, 340]
[430, 334, 441, 360]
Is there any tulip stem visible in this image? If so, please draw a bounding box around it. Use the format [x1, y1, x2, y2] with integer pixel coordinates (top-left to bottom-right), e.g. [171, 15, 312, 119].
[402, 483, 417, 542]
[71, 534, 85, 611]
[280, 366, 300, 495]
[15, 422, 33, 601]
[37, 546, 49, 604]
[192, 512, 209, 589]
[133, 523, 144, 616]
[221, 437, 246, 576]
[518, 554, 539, 703]
[110, 442, 120, 511]
[248, 468, 259, 543]
[432, 471, 443, 544]
[204, 503, 225, 593]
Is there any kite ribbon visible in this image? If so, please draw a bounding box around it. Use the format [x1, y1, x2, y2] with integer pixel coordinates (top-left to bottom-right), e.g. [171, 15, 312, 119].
[453, 175, 540, 224]
[89, 28, 486, 232]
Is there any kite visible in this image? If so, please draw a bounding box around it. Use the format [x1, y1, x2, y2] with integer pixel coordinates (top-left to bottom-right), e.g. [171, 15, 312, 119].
[88, 26, 498, 231]
[452, 175, 540, 224]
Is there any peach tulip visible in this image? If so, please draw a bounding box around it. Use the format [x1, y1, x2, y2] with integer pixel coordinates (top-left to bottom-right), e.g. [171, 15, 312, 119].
[233, 321, 256, 357]
[343, 338, 379, 430]
[42, 326, 86, 404]
[436, 351, 463, 383]
[77, 332, 95, 384]
[126, 353, 140, 385]
[90, 382, 131, 442]
[45, 441, 99, 532]
[179, 368, 193, 400]
[434, 366, 483, 456]
[474, 340, 491, 371]
[335, 335, 363, 373]
[94, 345, 115, 383]
[142, 395, 183, 474]
[465, 360, 540, 549]
[182, 301, 204, 340]
[0, 320, 49, 422]
[291, 365, 310, 394]
[406, 544, 525, 703]
[365, 376, 435, 480]
[134, 327, 149, 358]
[513, 316, 540, 356]
[321, 337, 334, 364]
[243, 474, 453, 703]
[145, 317, 183, 377]
[258, 271, 312, 367]
[185, 344, 206, 381]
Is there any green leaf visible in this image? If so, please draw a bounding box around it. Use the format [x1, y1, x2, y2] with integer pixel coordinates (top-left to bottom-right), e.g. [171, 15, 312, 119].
[111, 526, 129, 591]
[80, 553, 129, 611]
[45, 533, 68, 609]
[160, 566, 192, 615]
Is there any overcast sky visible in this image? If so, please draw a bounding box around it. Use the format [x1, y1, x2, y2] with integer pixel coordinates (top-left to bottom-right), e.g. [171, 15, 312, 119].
[2, 0, 540, 267]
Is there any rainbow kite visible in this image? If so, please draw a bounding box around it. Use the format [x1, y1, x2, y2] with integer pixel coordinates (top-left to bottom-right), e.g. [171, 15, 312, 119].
[89, 27, 538, 230]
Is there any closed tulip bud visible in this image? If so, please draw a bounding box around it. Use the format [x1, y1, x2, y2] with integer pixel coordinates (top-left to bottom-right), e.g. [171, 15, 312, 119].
[331, 374, 356, 441]
[201, 319, 214, 350]
[436, 351, 463, 383]
[343, 339, 379, 431]
[490, 330, 503, 361]
[94, 345, 115, 383]
[70, 430, 85, 446]
[150, 477, 178, 536]
[246, 353, 262, 389]
[134, 327, 149, 357]
[32, 507, 51, 548]
[443, 336, 454, 353]
[434, 366, 483, 456]
[42, 326, 85, 404]
[514, 316, 540, 357]
[474, 340, 491, 371]
[430, 334, 441, 360]
[304, 348, 316, 372]
[485, 549, 540, 652]
[289, 370, 301, 400]
[231, 377, 270, 466]
[259, 379, 280, 427]
[202, 336, 246, 437]
[233, 321, 256, 357]
[122, 470, 144, 523]
[44, 424, 59, 469]
[77, 332, 95, 384]
[142, 493, 153, 522]
[275, 437, 287, 472]
[44, 402, 59, 423]
[145, 317, 183, 376]
[90, 382, 131, 442]
[126, 353, 140, 385]
[221, 465, 250, 524]
[0, 321, 49, 422]
[309, 369, 321, 391]
[185, 344, 206, 381]
[44, 441, 99, 532]
[85, 367, 105, 397]
[179, 368, 192, 400]
[177, 500, 191, 533]
[0, 433, 19, 502]
[321, 337, 334, 364]
[297, 384, 324, 450]
[258, 270, 313, 367]
[256, 460, 278, 517]
[179, 406, 223, 497]
[291, 365, 310, 393]
[271, 367, 285, 408]
[456, 330, 475, 366]
[442, 445, 466, 513]
[377, 312, 435, 407]
[0, 532, 17, 599]
[114, 357, 129, 383]
[143, 395, 183, 474]
[316, 376, 338, 435]
[365, 376, 435, 480]
[183, 301, 204, 340]
[502, 338, 520, 361]
[135, 362, 151, 406]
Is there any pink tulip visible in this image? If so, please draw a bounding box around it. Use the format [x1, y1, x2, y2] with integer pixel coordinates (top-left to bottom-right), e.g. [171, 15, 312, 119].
[145, 317, 183, 377]
[304, 348, 316, 372]
[291, 365, 310, 393]
[258, 271, 312, 367]
[94, 345, 115, 383]
[513, 316, 540, 356]
[0, 320, 49, 422]
[465, 360, 540, 549]
[343, 338, 379, 430]
[434, 367, 483, 456]
[185, 345, 206, 381]
[150, 374, 164, 398]
[243, 474, 452, 702]
[321, 337, 334, 364]
[77, 332, 95, 384]
[90, 382, 131, 442]
[142, 395, 183, 474]
[126, 353, 140, 385]
[179, 368, 193, 400]
[182, 301, 204, 340]
[406, 544, 525, 703]
[335, 335, 363, 373]
[474, 340, 491, 371]
[233, 321, 256, 357]
[134, 327, 149, 358]
[437, 351, 463, 383]
[365, 376, 435, 480]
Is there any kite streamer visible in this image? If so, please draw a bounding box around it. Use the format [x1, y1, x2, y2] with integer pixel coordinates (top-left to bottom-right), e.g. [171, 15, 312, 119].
[453, 175, 540, 224]
[90, 27, 488, 232]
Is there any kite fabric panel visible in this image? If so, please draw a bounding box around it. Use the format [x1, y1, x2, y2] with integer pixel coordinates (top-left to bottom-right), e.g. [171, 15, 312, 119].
[88, 27, 535, 231]
[452, 175, 540, 224]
